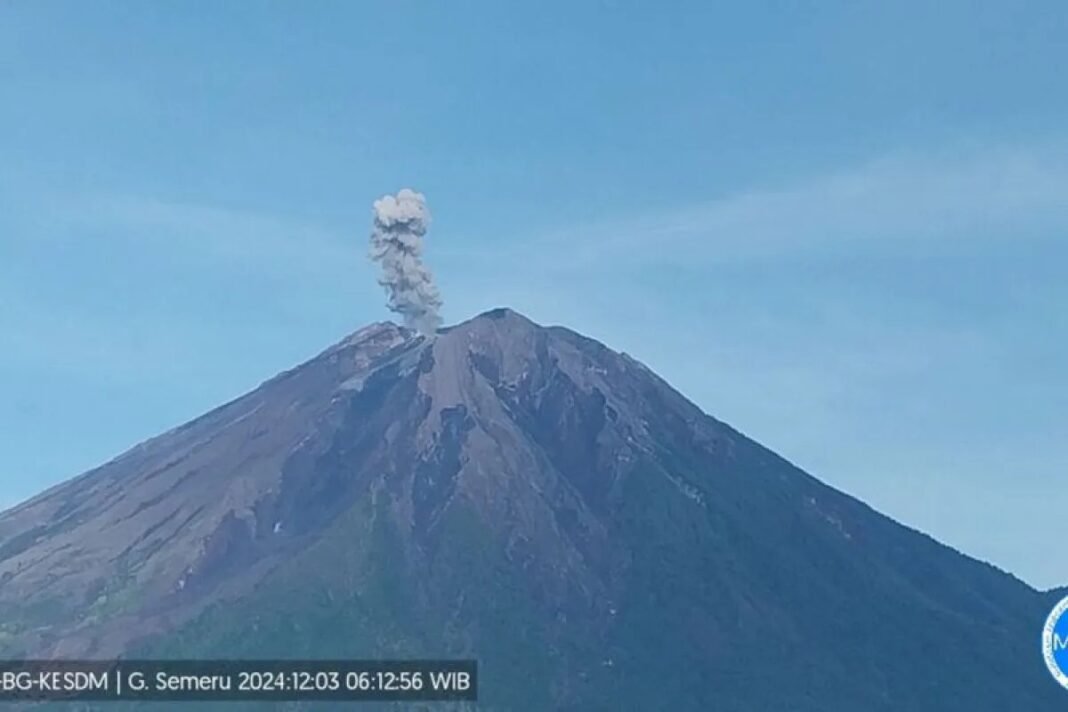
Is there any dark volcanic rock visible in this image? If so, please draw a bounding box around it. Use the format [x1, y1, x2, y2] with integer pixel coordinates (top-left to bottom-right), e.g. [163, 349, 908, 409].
[0, 309, 1058, 710]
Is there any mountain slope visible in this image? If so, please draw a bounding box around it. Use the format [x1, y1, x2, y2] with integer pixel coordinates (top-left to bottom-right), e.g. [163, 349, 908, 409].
[0, 308, 1058, 709]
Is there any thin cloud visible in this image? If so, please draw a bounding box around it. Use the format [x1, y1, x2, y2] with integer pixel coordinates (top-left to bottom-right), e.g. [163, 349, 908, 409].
[447, 141, 1068, 273]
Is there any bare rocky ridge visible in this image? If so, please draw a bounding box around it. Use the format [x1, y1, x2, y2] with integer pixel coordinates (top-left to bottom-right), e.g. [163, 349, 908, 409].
[0, 308, 1059, 710]
[0, 321, 420, 655]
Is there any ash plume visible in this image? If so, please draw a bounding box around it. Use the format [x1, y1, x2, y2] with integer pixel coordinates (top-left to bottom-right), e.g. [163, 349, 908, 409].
[368, 188, 443, 335]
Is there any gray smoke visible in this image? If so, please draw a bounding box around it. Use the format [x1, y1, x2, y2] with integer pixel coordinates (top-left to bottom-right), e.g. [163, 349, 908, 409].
[368, 188, 443, 335]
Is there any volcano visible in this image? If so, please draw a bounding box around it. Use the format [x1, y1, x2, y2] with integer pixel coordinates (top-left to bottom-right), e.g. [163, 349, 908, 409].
[0, 308, 1058, 709]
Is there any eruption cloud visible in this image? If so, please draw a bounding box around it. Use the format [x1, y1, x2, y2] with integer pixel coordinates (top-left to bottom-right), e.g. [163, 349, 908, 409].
[369, 188, 443, 335]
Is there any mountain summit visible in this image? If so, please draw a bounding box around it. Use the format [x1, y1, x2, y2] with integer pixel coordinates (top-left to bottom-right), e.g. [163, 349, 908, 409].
[0, 308, 1057, 709]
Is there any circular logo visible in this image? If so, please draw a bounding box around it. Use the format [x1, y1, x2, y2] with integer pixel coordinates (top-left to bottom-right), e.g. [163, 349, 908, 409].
[1043, 595, 1068, 690]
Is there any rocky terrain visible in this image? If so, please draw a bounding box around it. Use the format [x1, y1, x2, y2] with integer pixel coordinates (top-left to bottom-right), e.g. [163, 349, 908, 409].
[0, 308, 1059, 710]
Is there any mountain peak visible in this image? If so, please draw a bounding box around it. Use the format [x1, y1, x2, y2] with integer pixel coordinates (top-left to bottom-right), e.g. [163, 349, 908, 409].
[325, 307, 536, 349]
[441, 306, 538, 334]
[0, 313, 1056, 709]
[475, 306, 529, 321]
[328, 320, 413, 352]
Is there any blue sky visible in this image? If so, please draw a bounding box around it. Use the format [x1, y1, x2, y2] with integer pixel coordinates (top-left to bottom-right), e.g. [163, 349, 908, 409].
[1, 2, 1065, 588]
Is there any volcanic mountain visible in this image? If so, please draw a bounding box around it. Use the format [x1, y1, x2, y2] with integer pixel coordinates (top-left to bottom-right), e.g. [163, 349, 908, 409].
[0, 308, 1058, 709]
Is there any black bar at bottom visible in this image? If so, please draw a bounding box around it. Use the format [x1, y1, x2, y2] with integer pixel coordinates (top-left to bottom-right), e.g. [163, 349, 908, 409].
[0, 659, 478, 702]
